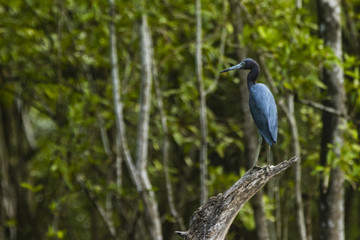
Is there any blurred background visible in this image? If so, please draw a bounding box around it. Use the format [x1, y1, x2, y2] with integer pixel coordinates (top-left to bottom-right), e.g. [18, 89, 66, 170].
[0, 0, 359, 239]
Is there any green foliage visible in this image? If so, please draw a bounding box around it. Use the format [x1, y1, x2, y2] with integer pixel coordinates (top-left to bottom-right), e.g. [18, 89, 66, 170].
[20, 182, 44, 193]
[47, 226, 66, 239]
[1, 0, 360, 239]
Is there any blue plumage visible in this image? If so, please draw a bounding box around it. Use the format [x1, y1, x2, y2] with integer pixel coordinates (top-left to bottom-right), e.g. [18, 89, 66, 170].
[249, 83, 277, 145]
[221, 58, 278, 168]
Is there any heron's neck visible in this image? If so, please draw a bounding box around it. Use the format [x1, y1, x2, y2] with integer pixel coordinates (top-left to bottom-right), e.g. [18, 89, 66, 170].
[247, 65, 260, 90]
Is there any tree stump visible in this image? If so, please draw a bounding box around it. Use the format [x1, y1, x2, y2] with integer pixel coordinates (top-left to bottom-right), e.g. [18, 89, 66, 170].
[176, 156, 298, 240]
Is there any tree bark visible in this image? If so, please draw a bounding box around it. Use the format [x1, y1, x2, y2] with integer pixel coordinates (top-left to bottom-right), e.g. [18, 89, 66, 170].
[108, 0, 123, 189]
[137, 13, 163, 240]
[317, 0, 346, 239]
[196, 0, 208, 205]
[292, 2, 308, 238]
[176, 157, 298, 240]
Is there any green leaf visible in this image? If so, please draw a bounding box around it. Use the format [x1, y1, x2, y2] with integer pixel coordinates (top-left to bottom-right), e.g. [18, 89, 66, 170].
[20, 182, 44, 193]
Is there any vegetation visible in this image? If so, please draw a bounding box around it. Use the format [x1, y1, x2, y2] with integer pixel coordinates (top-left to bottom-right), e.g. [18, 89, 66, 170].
[0, 0, 359, 239]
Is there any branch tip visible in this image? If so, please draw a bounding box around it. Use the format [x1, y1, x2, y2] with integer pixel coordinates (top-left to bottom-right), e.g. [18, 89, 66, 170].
[175, 231, 188, 237]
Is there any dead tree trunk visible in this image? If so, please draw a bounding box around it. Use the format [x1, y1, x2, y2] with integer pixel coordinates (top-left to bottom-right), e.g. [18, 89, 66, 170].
[176, 156, 298, 240]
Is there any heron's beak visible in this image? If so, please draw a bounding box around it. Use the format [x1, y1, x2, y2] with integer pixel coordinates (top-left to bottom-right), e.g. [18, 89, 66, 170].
[220, 63, 244, 73]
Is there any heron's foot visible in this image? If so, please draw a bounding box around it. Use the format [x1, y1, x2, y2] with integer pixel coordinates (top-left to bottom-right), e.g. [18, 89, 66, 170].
[250, 165, 270, 172]
[250, 165, 263, 171]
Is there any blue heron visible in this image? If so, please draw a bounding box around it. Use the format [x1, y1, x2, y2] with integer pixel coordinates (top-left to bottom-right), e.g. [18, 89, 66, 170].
[220, 58, 277, 169]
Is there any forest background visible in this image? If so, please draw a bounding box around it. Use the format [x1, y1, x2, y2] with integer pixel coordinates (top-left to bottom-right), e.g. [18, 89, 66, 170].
[1, 0, 360, 239]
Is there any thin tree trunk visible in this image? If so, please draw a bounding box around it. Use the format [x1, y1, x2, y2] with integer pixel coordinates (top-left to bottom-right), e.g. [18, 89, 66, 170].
[231, 2, 269, 239]
[296, 0, 302, 9]
[282, 184, 290, 240]
[55, 0, 68, 127]
[343, 0, 360, 56]
[0, 108, 17, 240]
[283, 95, 307, 240]
[267, 179, 278, 240]
[91, 207, 100, 240]
[292, 2, 308, 238]
[153, 55, 185, 230]
[251, 192, 269, 240]
[108, 2, 140, 193]
[206, 0, 227, 95]
[317, 0, 346, 239]
[137, 13, 163, 240]
[108, 1, 162, 239]
[137, 16, 152, 174]
[108, 0, 123, 189]
[196, 0, 208, 205]
[274, 180, 281, 239]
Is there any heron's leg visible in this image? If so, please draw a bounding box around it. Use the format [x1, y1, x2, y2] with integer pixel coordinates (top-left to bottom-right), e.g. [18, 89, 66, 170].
[251, 131, 262, 169]
[266, 145, 271, 171]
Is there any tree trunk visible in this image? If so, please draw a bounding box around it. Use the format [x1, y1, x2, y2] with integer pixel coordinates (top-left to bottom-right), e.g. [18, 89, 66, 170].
[286, 95, 307, 240]
[317, 0, 346, 239]
[0, 97, 38, 240]
[176, 157, 298, 240]
[137, 13, 163, 240]
[108, 0, 123, 190]
[231, 2, 269, 239]
[196, 0, 208, 205]
[0, 107, 17, 240]
[108, 1, 162, 239]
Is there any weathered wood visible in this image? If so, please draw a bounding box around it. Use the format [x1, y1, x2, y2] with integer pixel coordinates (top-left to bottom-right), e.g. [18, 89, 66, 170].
[176, 156, 298, 240]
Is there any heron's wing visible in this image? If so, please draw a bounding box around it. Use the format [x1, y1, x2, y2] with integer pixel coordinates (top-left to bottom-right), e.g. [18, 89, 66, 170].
[249, 84, 278, 145]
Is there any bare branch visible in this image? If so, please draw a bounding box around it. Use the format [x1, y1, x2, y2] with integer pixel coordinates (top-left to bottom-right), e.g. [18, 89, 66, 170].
[176, 157, 298, 240]
[296, 97, 345, 117]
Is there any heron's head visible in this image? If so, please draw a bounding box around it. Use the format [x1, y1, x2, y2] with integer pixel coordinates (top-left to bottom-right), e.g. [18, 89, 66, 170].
[220, 58, 257, 73]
